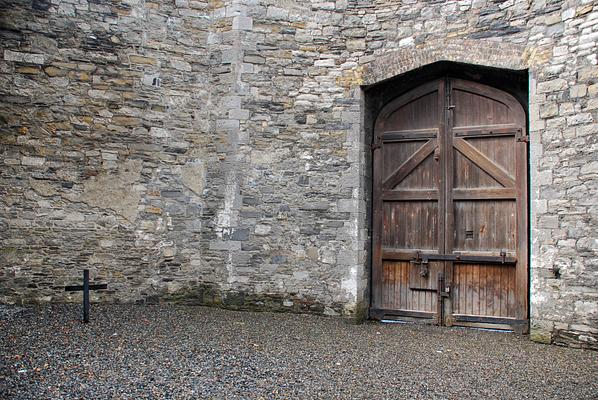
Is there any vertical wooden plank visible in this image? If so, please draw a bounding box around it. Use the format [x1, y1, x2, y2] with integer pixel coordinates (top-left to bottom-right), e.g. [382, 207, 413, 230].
[389, 263, 394, 309]
[504, 266, 510, 317]
[498, 263, 504, 316]
[426, 289, 431, 313]
[460, 264, 463, 314]
[395, 262, 400, 310]
[509, 266, 516, 318]
[386, 262, 390, 308]
[487, 264, 495, 316]
[406, 264, 413, 311]
[468, 264, 474, 315]
[480, 264, 487, 316]
[386, 262, 392, 309]
[372, 110, 384, 310]
[399, 262, 405, 310]
[473, 265, 479, 315]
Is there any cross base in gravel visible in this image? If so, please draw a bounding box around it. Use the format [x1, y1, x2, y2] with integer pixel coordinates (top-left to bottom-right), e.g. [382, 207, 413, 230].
[64, 269, 107, 323]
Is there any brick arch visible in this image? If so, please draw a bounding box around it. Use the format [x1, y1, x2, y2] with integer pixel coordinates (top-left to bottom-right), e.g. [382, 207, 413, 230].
[362, 39, 530, 86]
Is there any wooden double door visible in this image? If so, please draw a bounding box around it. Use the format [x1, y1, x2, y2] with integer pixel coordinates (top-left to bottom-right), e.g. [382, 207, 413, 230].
[371, 78, 528, 332]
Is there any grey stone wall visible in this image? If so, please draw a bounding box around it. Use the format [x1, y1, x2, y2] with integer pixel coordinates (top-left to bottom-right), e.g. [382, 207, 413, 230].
[0, 0, 596, 347]
[1, 0, 214, 304]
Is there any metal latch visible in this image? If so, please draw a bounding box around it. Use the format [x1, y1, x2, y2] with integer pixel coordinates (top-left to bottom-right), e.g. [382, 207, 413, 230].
[438, 273, 450, 298]
[410, 251, 429, 278]
[500, 250, 507, 264]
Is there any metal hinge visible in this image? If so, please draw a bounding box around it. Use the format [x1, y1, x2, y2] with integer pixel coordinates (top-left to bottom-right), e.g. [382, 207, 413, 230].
[370, 142, 381, 150]
[516, 128, 528, 143]
[447, 105, 455, 110]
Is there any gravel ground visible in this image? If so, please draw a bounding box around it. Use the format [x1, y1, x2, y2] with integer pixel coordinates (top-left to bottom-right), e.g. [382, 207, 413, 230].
[1, 304, 596, 399]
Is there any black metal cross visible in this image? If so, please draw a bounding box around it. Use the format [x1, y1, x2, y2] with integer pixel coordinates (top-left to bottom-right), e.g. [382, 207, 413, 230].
[64, 269, 107, 323]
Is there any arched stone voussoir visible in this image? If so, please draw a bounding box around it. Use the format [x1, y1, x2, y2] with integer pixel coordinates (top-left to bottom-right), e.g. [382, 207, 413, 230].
[362, 39, 530, 86]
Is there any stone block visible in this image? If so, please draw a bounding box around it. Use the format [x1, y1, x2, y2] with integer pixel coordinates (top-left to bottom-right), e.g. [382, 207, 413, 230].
[228, 109, 250, 120]
[209, 240, 242, 251]
[150, 127, 170, 138]
[567, 113, 592, 125]
[539, 103, 558, 118]
[314, 59, 335, 67]
[231, 228, 249, 241]
[254, 224, 271, 236]
[530, 328, 552, 344]
[561, 7, 575, 20]
[346, 39, 366, 51]
[21, 156, 46, 166]
[4, 50, 45, 64]
[216, 119, 240, 132]
[300, 202, 329, 211]
[161, 190, 183, 198]
[111, 116, 141, 127]
[243, 55, 265, 64]
[539, 215, 559, 229]
[221, 48, 237, 64]
[537, 79, 568, 93]
[284, 68, 304, 76]
[16, 66, 41, 74]
[129, 55, 157, 65]
[271, 255, 286, 264]
[399, 37, 415, 47]
[44, 66, 67, 77]
[266, 6, 288, 20]
[232, 16, 253, 31]
[337, 199, 357, 213]
[569, 84, 587, 98]
[171, 59, 192, 71]
[580, 161, 598, 175]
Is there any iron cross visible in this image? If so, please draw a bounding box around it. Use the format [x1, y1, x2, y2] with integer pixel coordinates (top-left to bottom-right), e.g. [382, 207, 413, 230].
[64, 269, 107, 323]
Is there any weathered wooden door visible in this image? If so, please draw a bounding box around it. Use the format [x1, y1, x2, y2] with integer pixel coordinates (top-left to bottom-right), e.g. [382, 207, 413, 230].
[371, 78, 528, 332]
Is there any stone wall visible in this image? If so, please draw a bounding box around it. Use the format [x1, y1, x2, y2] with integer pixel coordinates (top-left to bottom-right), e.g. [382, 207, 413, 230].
[0, 0, 214, 304]
[1, 0, 596, 347]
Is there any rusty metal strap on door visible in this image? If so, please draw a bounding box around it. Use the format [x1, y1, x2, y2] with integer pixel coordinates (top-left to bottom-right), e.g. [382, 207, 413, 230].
[413, 251, 516, 265]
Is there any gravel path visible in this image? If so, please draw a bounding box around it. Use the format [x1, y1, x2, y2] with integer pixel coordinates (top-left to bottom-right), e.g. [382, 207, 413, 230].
[1, 304, 596, 399]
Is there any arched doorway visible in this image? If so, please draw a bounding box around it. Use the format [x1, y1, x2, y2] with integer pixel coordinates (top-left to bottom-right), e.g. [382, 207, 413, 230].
[370, 77, 528, 332]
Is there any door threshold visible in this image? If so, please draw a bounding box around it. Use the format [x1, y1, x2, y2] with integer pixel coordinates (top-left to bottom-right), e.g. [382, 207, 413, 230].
[453, 325, 513, 333]
[380, 319, 413, 324]
[379, 319, 514, 333]
[378, 316, 436, 325]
